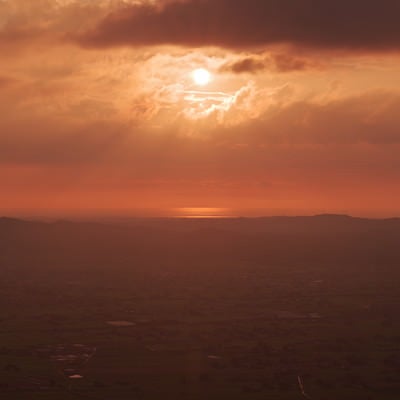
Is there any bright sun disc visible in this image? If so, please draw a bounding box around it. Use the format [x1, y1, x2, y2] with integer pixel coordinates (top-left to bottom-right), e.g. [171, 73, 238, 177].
[192, 68, 211, 86]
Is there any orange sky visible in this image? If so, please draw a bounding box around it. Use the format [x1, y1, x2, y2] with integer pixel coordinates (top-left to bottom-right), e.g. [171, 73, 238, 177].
[1, 0, 400, 217]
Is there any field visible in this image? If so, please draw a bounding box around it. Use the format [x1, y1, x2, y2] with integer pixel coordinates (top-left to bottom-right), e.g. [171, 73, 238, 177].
[1, 216, 400, 399]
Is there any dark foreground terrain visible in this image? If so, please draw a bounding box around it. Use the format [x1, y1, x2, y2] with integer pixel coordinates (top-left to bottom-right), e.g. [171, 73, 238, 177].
[1, 215, 400, 399]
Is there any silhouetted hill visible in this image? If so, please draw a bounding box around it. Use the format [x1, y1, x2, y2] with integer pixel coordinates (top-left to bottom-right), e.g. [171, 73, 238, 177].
[100, 214, 400, 234]
[1, 215, 400, 273]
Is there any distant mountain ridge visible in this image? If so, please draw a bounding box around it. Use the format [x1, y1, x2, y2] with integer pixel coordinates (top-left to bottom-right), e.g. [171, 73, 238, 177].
[2, 214, 400, 234]
[1, 214, 400, 272]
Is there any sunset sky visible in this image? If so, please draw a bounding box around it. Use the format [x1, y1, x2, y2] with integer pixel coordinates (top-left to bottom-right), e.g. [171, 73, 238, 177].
[1, 0, 400, 217]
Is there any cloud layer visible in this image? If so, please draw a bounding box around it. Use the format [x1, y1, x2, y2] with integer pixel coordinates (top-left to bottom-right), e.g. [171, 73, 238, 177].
[78, 0, 400, 51]
[1, 0, 400, 216]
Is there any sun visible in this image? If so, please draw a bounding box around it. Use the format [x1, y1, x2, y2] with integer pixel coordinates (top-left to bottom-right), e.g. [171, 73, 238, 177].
[192, 68, 211, 86]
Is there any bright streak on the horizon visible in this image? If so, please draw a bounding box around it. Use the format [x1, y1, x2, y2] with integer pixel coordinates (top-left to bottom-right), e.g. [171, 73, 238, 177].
[176, 207, 233, 218]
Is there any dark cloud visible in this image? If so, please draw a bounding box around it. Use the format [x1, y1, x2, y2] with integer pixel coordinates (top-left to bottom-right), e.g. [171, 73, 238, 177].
[221, 57, 266, 74]
[77, 0, 400, 51]
[272, 54, 319, 72]
[220, 54, 320, 74]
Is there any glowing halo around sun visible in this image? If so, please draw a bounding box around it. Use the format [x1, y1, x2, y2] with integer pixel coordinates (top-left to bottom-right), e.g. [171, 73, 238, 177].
[192, 68, 211, 86]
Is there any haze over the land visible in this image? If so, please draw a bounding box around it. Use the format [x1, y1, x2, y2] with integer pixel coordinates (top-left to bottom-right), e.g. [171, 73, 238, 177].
[1, 0, 400, 217]
[2, 214, 400, 399]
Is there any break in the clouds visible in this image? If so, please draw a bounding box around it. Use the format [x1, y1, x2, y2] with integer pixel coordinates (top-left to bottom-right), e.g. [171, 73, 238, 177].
[79, 0, 400, 51]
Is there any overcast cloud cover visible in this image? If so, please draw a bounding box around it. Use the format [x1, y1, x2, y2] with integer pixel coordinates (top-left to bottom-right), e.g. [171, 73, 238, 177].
[1, 0, 400, 216]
